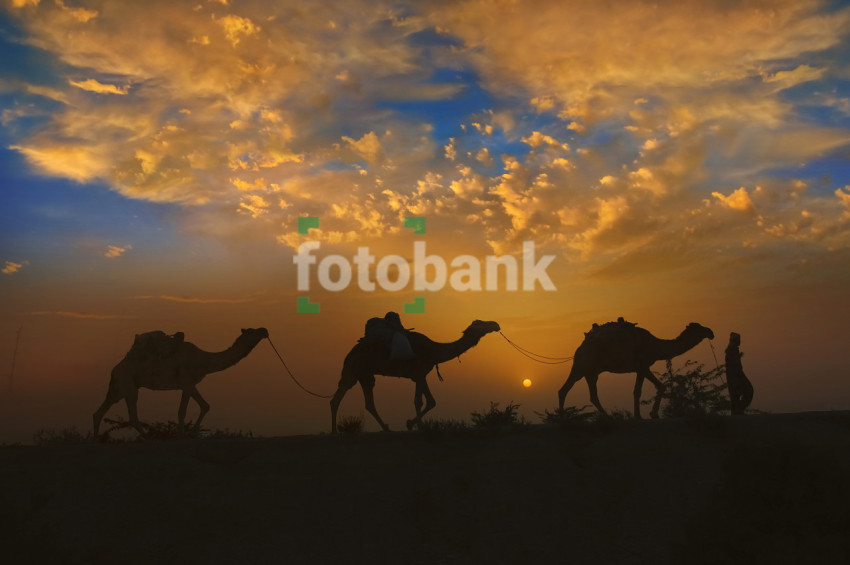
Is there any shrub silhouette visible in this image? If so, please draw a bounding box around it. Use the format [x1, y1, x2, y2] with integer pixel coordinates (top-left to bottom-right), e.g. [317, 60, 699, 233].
[650, 360, 728, 418]
[471, 401, 528, 431]
[336, 414, 364, 435]
[33, 427, 90, 445]
[92, 417, 254, 442]
[418, 418, 469, 436]
[537, 405, 594, 426]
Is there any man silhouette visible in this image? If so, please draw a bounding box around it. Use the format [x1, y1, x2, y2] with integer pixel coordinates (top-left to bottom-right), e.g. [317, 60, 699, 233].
[725, 332, 754, 415]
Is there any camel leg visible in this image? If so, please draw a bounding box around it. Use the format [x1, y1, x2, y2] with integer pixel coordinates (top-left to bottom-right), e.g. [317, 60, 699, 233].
[586, 374, 607, 417]
[558, 367, 583, 410]
[117, 378, 146, 437]
[407, 379, 436, 431]
[409, 382, 424, 431]
[633, 373, 646, 420]
[177, 390, 191, 432]
[643, 369, 665, 419]
[330, 364, 360, 434]
[188, 386, 210, 431]
[360, 374, 390, 432]
[92, 376, 122, 437]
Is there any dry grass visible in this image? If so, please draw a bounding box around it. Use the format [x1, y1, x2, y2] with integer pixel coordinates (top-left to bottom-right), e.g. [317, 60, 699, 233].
[336, 414, 364, 435]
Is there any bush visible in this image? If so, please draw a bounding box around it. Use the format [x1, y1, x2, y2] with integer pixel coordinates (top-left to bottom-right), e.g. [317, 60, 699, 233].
[537, 405, 594, 426]
[651, 360, 728, 418]
[98, 417, 256, 442]
[336, 414, 364, 435]
[418, 418, 469, 436]
[33, 427, 90, 445]
[470, 402, 528, 431]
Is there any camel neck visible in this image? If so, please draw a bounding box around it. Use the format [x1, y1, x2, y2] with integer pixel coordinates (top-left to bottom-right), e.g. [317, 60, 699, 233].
[205, 336, 258, 373]
[430, 332, 480, 364]
[655, 331, 703, 360]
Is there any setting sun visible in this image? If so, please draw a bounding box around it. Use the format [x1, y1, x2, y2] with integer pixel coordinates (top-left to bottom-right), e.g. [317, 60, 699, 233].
[522, 378, 532, 388]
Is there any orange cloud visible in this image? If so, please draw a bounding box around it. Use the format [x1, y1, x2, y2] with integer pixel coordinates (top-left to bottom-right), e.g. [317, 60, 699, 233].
[135, 295, 250, 304]
[104, 245, 131, 258]
[29, 310, 125, 320]
[69, 79, 128, 95]
[2, 261, 25, 274]
[216, 13, 259, 47]
[713, 187, 755, 214]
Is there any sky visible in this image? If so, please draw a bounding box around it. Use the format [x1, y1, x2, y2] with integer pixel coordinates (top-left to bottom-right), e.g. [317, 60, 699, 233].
[1, 0, 849, 441]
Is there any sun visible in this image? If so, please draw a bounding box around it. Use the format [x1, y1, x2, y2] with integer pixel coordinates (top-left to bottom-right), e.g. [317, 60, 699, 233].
[522, 378, 532, 388]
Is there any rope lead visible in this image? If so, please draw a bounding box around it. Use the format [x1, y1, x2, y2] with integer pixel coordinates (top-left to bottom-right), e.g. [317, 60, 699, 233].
[267, 338, 333, 399]
[499, 332, 574, 364]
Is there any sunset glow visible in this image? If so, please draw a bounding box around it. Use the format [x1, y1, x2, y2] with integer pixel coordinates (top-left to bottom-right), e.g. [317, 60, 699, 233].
[1, 0, 849, 441]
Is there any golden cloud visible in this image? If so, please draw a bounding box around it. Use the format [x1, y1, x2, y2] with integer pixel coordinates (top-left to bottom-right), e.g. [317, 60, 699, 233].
[104, 245, 131, 258]
[713, 187, 755, 214]
[69, 79, 128, 95]
[29, 310, 125, 320]
[135, 294, 250, 304]
[2, 261, 25, 274]
[216, 14, 259, 47]
[342, 131, 384, 163]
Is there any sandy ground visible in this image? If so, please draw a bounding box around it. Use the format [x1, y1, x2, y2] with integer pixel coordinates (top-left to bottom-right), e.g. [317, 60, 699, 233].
[2, 411, 849, 564]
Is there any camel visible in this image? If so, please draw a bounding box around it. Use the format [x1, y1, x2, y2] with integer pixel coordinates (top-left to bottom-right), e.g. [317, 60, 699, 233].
[330, 319, 501, 433]
[558, 320, 714, 419]
[93, 328, 269, 437]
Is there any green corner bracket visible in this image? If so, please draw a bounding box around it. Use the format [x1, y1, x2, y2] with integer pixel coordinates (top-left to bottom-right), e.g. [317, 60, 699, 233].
[297, 216, 319, 235]
[403, 297, 426, 314]
[403, 216, 426, 235]
[297, 296, 320, 314]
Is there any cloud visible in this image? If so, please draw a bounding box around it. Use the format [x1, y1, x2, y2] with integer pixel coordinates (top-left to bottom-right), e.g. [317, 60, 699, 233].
[69, 79, 129, 95]
[522, 131, 568, 150]
[104, 245, 132, 258]
[762, 65, 824, 89]
[712, 187, 755, 213]
[238, 194, 269, 218]
[5, 1, 429, 205]
[837, 187, 850, 218]
[342, 131, 384, 163]
[10, 143, 108, 183]
[29, 310, 125, 319]
[216, 14, 260, 47]
[427, 0, 850, 128]
[135, 294, 251, 304]
[55, 0, 97, 22]
[2, 261, 26, 274]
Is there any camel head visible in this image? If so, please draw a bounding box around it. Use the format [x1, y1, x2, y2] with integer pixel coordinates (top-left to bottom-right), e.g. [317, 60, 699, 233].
[463, 320, 501, 339]
[241, 327, 270, 343]
[684, 322, 714, 341]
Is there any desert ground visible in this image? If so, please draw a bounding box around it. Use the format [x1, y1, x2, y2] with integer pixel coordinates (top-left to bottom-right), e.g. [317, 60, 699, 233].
[2, 411, 849, 564]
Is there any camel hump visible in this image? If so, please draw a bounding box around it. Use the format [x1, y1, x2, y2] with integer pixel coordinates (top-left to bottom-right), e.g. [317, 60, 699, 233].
[361, 316, 414, 360]
[583, 317, 642, 344]
[130, 330, 184, 360]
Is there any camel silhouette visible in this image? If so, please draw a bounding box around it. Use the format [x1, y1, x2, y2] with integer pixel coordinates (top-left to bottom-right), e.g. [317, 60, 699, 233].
[558, 321, 714, 419]
[93, 328, 269, 437]
[330, 319, 500, 433]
